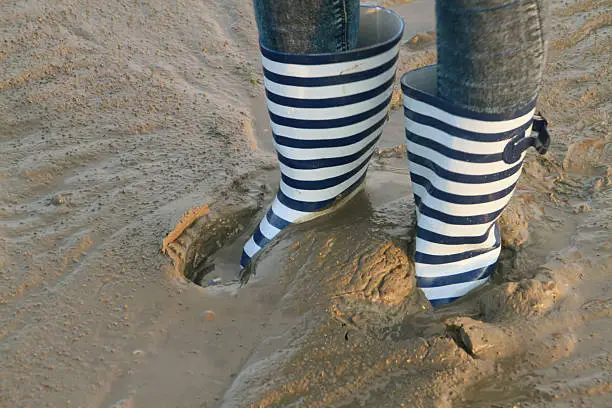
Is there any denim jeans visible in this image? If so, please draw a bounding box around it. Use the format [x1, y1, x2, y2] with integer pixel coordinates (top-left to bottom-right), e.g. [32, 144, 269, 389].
[436, 0, 548, 114]
[253, 0, 360, 54]
[252, 0, 548, 112]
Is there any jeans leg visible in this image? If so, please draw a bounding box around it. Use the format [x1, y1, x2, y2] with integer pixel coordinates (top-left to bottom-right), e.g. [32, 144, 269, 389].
[436, 0, 549, 114]
[253, 0, 360, 54]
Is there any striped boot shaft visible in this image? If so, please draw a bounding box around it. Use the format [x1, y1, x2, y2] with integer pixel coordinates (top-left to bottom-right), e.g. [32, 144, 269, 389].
[401, 66, 549, 307]
[241, 6, 405, 268]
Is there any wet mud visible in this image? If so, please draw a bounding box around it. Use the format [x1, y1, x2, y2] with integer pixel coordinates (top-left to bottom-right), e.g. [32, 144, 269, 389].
[1, 0, 610, 407]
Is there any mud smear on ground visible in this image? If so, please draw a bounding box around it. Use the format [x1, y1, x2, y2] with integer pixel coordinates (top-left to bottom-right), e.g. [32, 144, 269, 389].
[1, 0, 610, 407]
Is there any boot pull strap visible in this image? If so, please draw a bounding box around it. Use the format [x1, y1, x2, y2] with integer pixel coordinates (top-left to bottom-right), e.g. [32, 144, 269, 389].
[531, 114, 551, 154]
[502, 112, 551, 164]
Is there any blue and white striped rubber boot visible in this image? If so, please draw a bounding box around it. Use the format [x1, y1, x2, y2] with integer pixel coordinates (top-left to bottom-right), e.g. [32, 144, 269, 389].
[240, 6, 405, 269]
[401, 66, 550, 307]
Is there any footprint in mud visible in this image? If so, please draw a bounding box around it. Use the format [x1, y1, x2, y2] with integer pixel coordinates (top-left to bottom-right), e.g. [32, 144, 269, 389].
[162, 204, 253, 285]
[161, 174, 270, 287]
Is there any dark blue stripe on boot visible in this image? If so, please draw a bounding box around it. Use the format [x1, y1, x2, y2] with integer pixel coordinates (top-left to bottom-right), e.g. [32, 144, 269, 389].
[240, 250, 251, 268]
[404, 107, 533, 142]
[277, 135, 380, 170]
[252, 225, 271, 248]
[263, 55, 398, 88]
[416, 225, 495, 245]
[266, 76, 395, 108]
[429, 296, 463, 307]
[266, 208, 291, 230]
[276, 173, 366, 212]
[408, 152, 523, 184]
[281, 153, 374, 190]
[406, 131, 503, 163]
[269, 96, 391, 129]
[414, 195, 505, 226]
[409, 173, 517, 205]
[273, 116, 387, 149]
[415, 243, 500, 265]
[417, 264, 495, 288]
[401, 66, 536, 121]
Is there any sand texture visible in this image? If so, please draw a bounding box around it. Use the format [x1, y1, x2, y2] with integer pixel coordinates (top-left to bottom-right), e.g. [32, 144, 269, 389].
[1, 0, 610, 407]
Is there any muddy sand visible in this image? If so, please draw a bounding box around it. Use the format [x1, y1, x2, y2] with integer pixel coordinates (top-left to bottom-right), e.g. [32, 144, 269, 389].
[1, 0, 610, 407]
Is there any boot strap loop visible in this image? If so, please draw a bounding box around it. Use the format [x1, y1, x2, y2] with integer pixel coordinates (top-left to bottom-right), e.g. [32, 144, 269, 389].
[502, 112, 551, 164]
